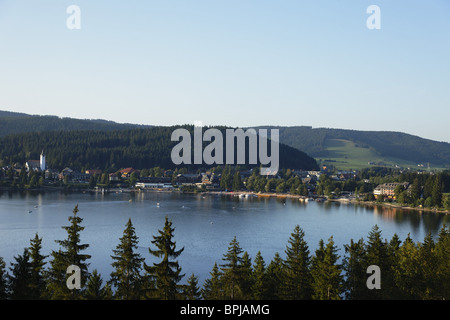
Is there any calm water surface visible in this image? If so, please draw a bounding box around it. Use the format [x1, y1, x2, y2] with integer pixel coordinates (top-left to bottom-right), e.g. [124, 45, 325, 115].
[0, 190, 448, 285]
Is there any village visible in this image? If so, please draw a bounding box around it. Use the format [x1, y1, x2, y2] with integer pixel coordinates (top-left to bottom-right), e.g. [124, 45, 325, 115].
[0, 151, 448, 213]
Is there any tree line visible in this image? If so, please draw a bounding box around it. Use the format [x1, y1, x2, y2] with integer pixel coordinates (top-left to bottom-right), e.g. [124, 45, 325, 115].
[0, 206, 448, 300]
[0, 126, 319, 172]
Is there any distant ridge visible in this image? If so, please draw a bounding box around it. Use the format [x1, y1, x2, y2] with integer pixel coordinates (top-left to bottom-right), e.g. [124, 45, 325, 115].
[0, 109, 152, 136]
[1, 110, 448, 169]
[254, 126, 450, 169]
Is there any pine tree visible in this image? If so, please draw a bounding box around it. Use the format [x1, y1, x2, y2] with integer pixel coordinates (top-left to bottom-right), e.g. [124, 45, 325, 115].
[183, 273, 201, 300]
[385, 233, 402, 299]
[7, 248, 33, 299]
[265, 252, 284, 300]
[239, 251, 253, 299]
[434, 225, 450, 299]
[283, 225, 312, 299]
[46, 205, 91, 299]
[342, 238, 366, 300]
[364, 225, 388, 299]
[431, 174, 443, 208]
[0, 257, 7, 299]
[232, 171, 243, 191]
[311, 237, 343, 300]
[220, 236, 244, 299]
[252, 251, 268, 300]
[394, 234, 419, 299]
[110, 218, 144, 300]
[417, 233, 438, 299]
[145, 216, 184, 300]
[85, 269, 111, 300]
[28, 233, 47, 299]
[409, 178, 421, 204]
[202, 262, 223, 300]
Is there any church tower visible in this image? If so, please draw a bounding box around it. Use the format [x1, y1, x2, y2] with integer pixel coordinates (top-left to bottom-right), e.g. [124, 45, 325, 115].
[40, 150, 46, 171]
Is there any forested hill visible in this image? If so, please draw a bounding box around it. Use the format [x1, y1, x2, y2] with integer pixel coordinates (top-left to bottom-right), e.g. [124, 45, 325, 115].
[255, 126, 450, 168]
[0, 126, 319, 171]
[0, 110, 151, 136]
[1, 110, 448, 169]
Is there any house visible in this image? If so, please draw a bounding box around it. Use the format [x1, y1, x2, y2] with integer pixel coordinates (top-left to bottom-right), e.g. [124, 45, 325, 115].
[58, 167, 90, 183]
[200, 173, 221, 190]
[25, 150, 46, 172]
[70, 171, 90, 183]
[85, 169, 102, 176]
[45, 169, 59, 180]
[119, 168, 135, 178]
[175, 173, 202, 186]
[139, 177, 172, 184]
[135, 181, 173, 190]
[58, 167, 74, 180]
[25, 160, 41, 172]
[373, 182, 409, 199]
[201, 173, 220, 185]
[109, 173, 120, 182]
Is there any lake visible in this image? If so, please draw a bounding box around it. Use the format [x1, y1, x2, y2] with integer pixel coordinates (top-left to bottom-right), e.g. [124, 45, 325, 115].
[0, 190, 448, 285]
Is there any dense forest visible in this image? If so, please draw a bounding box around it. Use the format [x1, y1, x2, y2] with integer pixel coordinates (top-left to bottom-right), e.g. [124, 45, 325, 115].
[1, 110, 449, 168]
[256, 126, 450, 167]
[0, 126, 319, 171]
[0, 206, 448, 300]
[0, 110, 150, 137]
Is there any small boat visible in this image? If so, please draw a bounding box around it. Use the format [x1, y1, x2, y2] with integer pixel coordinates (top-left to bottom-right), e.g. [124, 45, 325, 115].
[28, 210, 32, 213]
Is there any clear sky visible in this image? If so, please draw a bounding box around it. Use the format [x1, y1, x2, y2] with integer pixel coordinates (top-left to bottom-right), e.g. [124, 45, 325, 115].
[0, 0, 449, 142]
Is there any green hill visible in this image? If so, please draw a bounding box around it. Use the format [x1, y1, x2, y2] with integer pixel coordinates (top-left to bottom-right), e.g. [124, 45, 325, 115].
[1, 110, 448, 170]
[256, 126, 450, 170]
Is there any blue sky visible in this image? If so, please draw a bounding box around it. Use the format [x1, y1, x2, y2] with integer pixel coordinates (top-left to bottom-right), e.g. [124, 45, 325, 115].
[0, 1, 449, 142]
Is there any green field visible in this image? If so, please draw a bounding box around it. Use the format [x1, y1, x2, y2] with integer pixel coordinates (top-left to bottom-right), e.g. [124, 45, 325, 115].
[317, 139, 422, 171]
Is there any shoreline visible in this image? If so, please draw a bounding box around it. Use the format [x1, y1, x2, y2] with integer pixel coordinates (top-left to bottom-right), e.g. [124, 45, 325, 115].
[1, 186, 448, 215]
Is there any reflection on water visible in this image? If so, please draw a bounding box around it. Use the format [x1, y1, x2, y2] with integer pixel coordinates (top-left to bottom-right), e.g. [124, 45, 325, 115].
[0, 190, 448, 284]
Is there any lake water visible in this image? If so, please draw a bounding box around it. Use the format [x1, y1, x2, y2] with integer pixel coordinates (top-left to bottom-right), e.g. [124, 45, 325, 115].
[0, 190, 448, 285]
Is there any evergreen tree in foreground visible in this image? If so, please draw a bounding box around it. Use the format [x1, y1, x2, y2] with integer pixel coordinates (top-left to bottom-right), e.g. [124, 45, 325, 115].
[202, 262, 223, 300]
[85, 269, 112, 300]
[283, 225, 312, 299]
[145, 216, 185, 300]
[109, 218, 144, 300]
[311, 237, 343, 300]
[182, 273, 202, 300]
[28, 233, 47, 299]
[265, 252, 284, 300]
[7, 248, 33, 299]
[220, 236, 245, 299]
[252, 251, 269, 300]
[0, 258, 6, 299]
[342, 238, 366, 300]
[46, 205, 91, 299]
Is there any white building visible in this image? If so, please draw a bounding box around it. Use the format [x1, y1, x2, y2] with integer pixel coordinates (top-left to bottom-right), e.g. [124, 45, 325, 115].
[135, 182, 173, 190]
[40, 150, 46, 171]
[25, 150, 47, 172]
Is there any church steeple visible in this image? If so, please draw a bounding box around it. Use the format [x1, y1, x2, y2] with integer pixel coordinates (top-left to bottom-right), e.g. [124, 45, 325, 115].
[40, 150, 46, 171]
